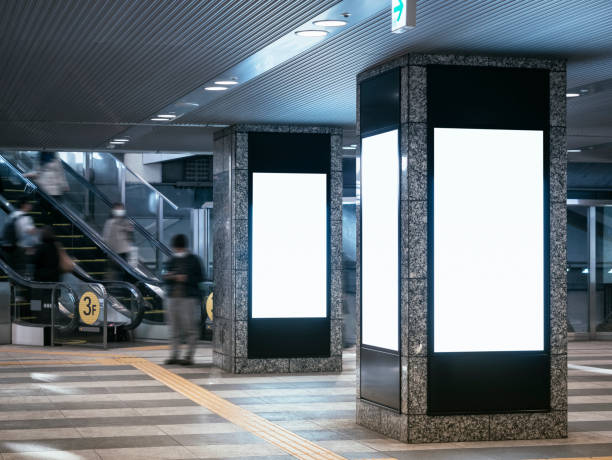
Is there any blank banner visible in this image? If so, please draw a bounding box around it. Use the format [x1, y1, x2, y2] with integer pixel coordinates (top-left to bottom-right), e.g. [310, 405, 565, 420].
[433, 128, 544, 353]
[252, 172, 327, 319]
[361, 130, 399, 351]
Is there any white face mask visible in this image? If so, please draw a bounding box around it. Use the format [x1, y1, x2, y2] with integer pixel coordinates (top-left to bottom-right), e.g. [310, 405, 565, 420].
[112, 209, 126, 217]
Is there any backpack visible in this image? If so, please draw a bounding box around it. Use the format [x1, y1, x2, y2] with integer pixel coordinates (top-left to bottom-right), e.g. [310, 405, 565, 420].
[1, 215, 23, 249]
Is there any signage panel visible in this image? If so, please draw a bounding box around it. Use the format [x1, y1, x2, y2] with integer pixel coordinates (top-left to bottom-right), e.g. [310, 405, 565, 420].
[252, 172, 327, 319]
[361, 130, 399, 351]
[433, 128, 544, 353]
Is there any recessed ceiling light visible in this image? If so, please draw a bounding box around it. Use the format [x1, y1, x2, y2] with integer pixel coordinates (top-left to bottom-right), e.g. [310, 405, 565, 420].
[295, 30, 328, 37]
[214, 80, 238, 85]
[157, 114, 176, 119]
[350, 144, 357, 147]
[582, 268, 589, 274]
[110, 141, 126, 144]
[205, 86, 228, 91]
[113, 138, 129, 142]
[151, 118, 168, 121]
[566, 93, 580, 98]
[567, 149, 582, 153]
[342, 146, 357, 150]
[312, 20, 347, 27]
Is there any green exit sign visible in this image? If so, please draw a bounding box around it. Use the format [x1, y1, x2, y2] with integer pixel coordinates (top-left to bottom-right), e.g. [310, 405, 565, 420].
[391, 0, 416, 33]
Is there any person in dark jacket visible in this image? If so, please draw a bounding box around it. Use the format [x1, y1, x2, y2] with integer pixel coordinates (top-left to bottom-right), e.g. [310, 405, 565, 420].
[164, 234, 205, 366]
[33, 226, 61, 282]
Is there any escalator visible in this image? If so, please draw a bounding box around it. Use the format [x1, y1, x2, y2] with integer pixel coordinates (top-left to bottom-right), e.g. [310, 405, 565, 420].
[0, 154, 165, 333]
[0, 193, 144, 344]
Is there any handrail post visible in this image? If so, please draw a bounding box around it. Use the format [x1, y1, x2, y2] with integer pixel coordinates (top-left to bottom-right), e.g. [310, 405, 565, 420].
[103, 292, 107, 350]
[50, 287, 55, 347]
[156, 196, 164, 271]
[119, 163, 126, 206]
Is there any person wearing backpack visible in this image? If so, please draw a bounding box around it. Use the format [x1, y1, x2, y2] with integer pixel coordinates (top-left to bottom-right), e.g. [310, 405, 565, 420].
[3, 196, 38, 276]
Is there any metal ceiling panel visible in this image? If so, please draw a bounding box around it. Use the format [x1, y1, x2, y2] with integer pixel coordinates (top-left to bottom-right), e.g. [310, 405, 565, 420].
[1, 0, 612, 151]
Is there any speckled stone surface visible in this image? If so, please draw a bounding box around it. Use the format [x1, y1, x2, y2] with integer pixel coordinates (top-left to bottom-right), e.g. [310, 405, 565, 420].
[409, 415, 490, 443]
[356, 54, 567, 443]
[331, 269, 343, 319]
[408, 357, 427, 415]
[550, 202, 568, 282]
[551, 354, 568, 410]
[407, 278, 427, 357]
[331, 319, 343, 357]
[235, 320, 247, 358]
[289, 356, 342, 373]
[356, 399, 382, 432]
[233, 219, 248, 271]
[235, 358, 290, 374]
[214, 125, 343, 374]
[550, 71, 567, 127]
[550, 126, 568, 204]
[331, 219, 343, 271]
[410, 53, 489, 67]
[408, 66, 427, 123]
[407, 200, 428, 279]
[331, 134, 343, 172]
[490, 411, 567, 440]
[234, 270, 248, 321]
[381, 409, 408, 442]
[232, 169, 248, 220]
[331, 171, 343, 222]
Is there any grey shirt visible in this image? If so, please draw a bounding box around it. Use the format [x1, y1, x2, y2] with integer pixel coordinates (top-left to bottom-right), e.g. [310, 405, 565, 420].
[102, 217, 133, 255]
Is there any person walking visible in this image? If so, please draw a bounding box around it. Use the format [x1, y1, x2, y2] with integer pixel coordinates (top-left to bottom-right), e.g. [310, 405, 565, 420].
[25, 151, 69, 225]
[33, 226, 72, 282]
[3, 196, 38, 276]
[164, 234, 205, 366]
[102, 203, 134, 280]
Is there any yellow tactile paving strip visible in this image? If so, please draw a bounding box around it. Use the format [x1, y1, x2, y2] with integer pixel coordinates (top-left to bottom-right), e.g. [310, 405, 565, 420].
[4, 349, 352, 460]
[124, 357, 348, 460]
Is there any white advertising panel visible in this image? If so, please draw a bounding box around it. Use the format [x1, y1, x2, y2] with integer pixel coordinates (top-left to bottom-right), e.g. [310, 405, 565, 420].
[361, 130, 399, 351]
[252, 173, 327, 318]
[433, 128, 544, 352]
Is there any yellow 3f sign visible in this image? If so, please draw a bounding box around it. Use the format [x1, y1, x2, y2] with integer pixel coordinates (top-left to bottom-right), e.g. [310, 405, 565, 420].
[79, 291, 100, 325]
[391, 0, 416, 33]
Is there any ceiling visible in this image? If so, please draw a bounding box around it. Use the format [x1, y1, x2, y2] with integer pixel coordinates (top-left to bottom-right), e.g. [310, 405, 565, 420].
[1, 0, 612, 159]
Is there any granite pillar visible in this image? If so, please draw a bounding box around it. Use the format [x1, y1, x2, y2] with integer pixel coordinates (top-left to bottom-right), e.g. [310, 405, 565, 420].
[356, 54, 567, 442]
[212, 124, 344, 373]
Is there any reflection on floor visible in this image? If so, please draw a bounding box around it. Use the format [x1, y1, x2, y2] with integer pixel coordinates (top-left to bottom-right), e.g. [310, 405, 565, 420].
[0, 342, 611, 459]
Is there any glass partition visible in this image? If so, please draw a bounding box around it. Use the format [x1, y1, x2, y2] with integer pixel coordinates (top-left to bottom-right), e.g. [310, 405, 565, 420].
[596, 206, 612, 332]
[567, 206, 589, 333]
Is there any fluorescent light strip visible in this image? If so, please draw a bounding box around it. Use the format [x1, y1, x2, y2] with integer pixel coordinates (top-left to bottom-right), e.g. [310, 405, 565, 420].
[295, 30, 328, 37]
[567, 149, 582, 153]
[150, 118, 168, 121]
[214, 80, 238, 85]
[313, 20, 347, 27]
[157, 114, 176, 119]
[566, 93, 580, 98]
[204, 86, 228, 91]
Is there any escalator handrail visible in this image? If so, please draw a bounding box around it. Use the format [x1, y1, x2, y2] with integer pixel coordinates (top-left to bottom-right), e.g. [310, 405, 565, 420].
[0, 255, 80, 332]
[71, 265, 146, 330]
[0, 196, 146, 330]
[0, 154, 164, 287]
[59, 161, 174, 258]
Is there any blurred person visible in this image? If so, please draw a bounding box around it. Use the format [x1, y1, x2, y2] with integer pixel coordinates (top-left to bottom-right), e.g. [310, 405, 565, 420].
[2, 196, 38, 276]
[26, 151, 69, 199]
[102, 202, 134, 280]
[33, 226, 73, 282]
[25, 151, 69, 225]
[164, 234, 205, 366]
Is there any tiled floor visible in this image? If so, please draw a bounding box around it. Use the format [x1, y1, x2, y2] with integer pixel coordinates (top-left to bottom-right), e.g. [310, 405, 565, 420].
[0, 342, 611, 459]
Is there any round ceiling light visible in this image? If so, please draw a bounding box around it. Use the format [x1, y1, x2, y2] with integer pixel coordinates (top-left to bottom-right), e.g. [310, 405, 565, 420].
[205, 86, 228, 91]
[295, 30, 328, 37]
[313, 20, 347, 27]
[214, 80, 238, 85]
